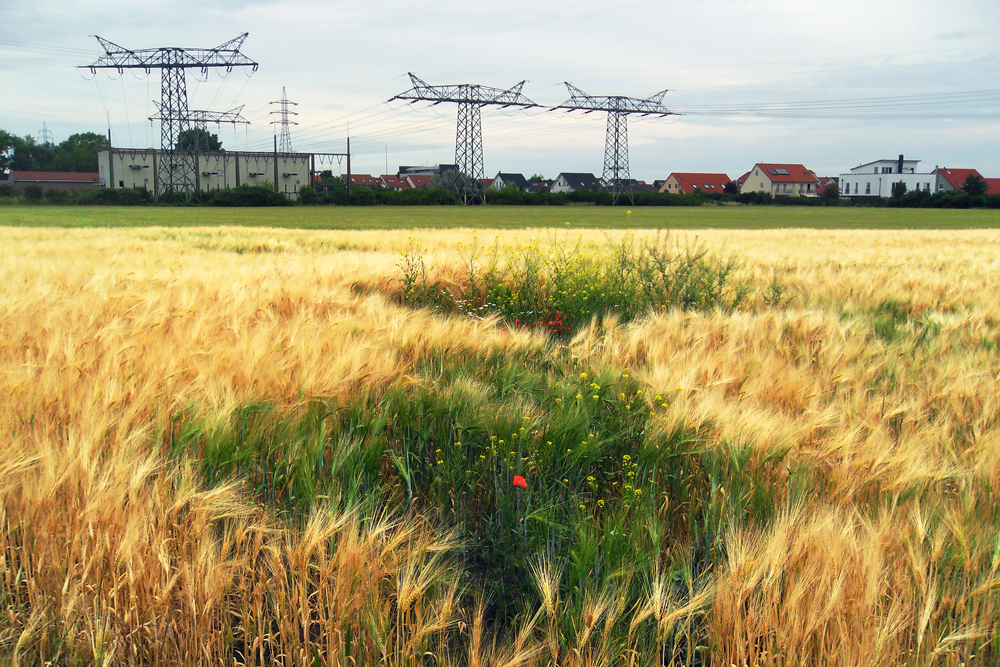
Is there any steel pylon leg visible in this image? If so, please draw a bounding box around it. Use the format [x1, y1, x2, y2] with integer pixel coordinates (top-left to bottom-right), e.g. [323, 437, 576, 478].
[602, 110, 632, 206]
[455, 101, 485, 204]
[157, 63, 196, 196]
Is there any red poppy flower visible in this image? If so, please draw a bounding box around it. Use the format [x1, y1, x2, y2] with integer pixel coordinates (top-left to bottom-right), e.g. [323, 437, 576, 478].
[512, 475, 527, 489]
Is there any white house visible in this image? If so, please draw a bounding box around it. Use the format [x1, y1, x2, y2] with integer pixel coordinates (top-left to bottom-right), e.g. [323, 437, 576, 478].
[840, 155, 935, 198]
[550, 172, 600, 193]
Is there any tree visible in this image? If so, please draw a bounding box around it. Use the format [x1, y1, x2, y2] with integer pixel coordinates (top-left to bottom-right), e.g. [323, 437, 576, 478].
[51, 132, 109, 172]
[891, 181, 907, 198]
[961, 173, 988, 197]
[820, 181, 840, 201]
[176, 128, 223, 152]
[11, 135, 56, 172]
[430, 169, 477, 193]
[528, 173, 546, 180]
[0, 130, 18, 174]
[1, 128, 110, 173]
[723, 180, 739, 195]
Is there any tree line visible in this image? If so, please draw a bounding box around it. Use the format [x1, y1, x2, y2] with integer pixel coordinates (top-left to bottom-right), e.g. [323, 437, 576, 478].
[0, 130, 110, 174]
[0, 128, 223, 176]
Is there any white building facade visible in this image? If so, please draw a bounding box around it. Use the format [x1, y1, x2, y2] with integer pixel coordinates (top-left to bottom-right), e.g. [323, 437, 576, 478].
[840, 156, 935, 198]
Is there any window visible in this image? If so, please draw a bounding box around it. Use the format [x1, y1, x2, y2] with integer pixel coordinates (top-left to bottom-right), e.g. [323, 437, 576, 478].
[865, 183, 871, 194]
[854, 183, 859, 194]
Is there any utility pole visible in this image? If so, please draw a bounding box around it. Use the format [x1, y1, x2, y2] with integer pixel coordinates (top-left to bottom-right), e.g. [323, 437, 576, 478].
[81, 34, 258, 197]
[552, 83, 674, 206]
[269, 87, 298, 153]
[389, 73, 537, 204]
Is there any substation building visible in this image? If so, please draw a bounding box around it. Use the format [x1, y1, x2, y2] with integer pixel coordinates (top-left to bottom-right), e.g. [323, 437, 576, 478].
[97, 148, 316, 199]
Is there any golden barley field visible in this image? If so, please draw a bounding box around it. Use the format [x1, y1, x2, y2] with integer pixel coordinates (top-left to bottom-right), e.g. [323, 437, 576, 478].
[1, 224, 999, 666]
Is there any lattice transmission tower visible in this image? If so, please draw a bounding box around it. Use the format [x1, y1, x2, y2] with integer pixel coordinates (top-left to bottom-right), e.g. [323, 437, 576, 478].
[553, 84, 674, 205]
[81, 34, 258, 195]
[150, 104, 250, 148]
[38, 122, 53, 146]
[270, 87, 298, 153]
[389, 73, 537, 204]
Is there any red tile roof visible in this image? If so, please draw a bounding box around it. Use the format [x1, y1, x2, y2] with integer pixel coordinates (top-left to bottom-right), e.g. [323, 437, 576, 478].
[817, 177, 839, 194]
[753, 163, 819, 184]
[10, 171, 99, 181]
[667, 172, 732, 194]
[345, 173, 380, 187]
[985, 178, 1000, 196]
[735, 171, 750, 188]
[404, 175, 434, 189]
[936, 168, 982, 192]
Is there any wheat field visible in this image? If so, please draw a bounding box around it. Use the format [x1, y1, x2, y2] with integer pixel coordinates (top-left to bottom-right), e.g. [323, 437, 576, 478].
[1, 225, 998, 666]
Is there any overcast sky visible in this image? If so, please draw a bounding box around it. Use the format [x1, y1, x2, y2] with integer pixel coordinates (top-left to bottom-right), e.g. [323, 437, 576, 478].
[3, 0, 999, 181]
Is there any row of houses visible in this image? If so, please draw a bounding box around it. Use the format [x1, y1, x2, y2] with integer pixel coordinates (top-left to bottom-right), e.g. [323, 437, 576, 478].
[6, 158, 1000, 199]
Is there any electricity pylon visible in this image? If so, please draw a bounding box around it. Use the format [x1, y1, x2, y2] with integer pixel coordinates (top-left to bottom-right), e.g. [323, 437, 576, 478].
[82, 34, 258, 196]
[38, 122, 53, 145]
[553, 83, 674, 205]
[270, 87, 298, 153]
[150, 104, 250, 149]
[389, 73, 537, 204]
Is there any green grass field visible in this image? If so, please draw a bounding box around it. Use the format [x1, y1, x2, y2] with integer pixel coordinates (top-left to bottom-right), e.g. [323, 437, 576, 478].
[2, 203, 999, 229]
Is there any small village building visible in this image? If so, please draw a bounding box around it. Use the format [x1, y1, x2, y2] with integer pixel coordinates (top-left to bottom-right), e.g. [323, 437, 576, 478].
[345, 173, 381, 188]
[550, 172, 600, 193]
[658, 172, 732, 194]
[740, 163, 820, 197]
[840, 156, 935, 198]
[8, 171, 100, 193]
[403, 175, 434, 189]
[380, 175, 404, 190]
[491, 172, 529, 190]
[936, 167, 986, 194]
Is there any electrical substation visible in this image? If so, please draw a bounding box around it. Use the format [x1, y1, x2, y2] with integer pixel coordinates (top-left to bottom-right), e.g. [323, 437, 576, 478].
[82, 34, 673, 204]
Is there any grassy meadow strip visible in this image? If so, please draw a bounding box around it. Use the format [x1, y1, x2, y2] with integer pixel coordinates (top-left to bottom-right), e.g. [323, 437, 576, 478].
[1, 226, 999, 665]
[1, 203, 1000, 229]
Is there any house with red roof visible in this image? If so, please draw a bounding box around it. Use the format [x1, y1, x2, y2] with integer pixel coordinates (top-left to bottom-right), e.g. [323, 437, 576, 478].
[380, 175, 404, 191]
[402, 175, 434, 190]
[739, 163, 820, 197]
[344, 173, 381, 188]
[985, 179, 1000, 196]
[936, 167, 986, 194]
[8, 171, 100, 193]
[658, 172, 732, 194]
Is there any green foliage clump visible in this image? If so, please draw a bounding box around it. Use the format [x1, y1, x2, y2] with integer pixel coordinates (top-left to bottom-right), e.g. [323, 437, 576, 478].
[170, 349, 780, 639]
[203, 183, 291, 207]
[21, 184, 43, 201]
[400, 233, 752, 334]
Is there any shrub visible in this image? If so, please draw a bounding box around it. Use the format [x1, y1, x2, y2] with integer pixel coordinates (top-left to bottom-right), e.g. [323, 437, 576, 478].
[206, 183, 290, 207]
[76, 186, 153, 206]
[22, 184, 43, 201]
[399, 233, 754, 335]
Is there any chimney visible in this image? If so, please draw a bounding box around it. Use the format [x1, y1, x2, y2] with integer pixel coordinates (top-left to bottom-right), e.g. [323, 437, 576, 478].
[898, 154, 904, 174]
